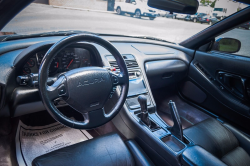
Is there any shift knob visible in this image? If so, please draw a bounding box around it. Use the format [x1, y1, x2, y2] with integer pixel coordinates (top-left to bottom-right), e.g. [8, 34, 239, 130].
[138, 95, 147, 113]
[138, 95, 151, 127]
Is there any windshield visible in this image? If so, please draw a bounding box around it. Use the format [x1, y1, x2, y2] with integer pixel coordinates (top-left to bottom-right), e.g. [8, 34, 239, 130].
[1, 0, 249, 43]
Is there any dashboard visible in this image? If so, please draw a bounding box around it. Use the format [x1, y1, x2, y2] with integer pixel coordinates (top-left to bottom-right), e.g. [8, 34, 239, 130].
[21, 47, 95, 76]
[0, 35, 192, 118]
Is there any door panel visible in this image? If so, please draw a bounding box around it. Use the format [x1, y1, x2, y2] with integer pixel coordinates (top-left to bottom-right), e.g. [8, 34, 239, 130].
[180, 50, 250, 132]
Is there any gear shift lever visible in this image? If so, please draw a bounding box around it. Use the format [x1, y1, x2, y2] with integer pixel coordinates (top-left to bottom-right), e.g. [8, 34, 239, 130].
[168, 100, 184, 141]
[138, 95, 151, 127]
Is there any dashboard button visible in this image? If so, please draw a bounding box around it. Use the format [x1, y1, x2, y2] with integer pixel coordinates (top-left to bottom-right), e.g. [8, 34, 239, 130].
[58, 84, 66, 96]
[112, 75, 119, 85]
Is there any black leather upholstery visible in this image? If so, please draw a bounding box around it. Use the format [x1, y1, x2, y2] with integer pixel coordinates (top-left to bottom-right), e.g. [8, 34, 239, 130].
[221, 146, 250, 166]
[184, 118, 238, 158]
[32, 133, 154, 166]
[182, 146, 227, 166]
[125, 140, 155, 166]
[223, 122, 250, 155]
[184, 118, 250, 166]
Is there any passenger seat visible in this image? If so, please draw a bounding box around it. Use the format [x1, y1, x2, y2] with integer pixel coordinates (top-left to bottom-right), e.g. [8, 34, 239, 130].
[182, 118, 250, 166]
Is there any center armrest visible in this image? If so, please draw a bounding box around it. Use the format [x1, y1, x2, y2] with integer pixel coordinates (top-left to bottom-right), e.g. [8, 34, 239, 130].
[181, 146, 227, 166]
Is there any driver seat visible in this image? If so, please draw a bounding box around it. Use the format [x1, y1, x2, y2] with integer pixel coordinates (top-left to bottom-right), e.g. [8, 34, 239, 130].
[32, 133, 154, 166]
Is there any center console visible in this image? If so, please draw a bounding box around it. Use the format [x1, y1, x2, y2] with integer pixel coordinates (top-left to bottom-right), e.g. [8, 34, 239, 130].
[107, 54, 190, 165]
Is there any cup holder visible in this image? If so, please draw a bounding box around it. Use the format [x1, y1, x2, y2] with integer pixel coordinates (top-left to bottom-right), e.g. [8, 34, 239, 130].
[161, 135, 186, 152]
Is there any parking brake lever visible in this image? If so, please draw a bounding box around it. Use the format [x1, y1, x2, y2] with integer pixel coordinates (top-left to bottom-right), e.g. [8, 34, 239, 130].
[168, 100, 184, 141]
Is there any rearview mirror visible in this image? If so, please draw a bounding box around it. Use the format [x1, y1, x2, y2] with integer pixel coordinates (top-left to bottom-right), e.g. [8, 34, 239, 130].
[212, 38, 241, 53]
[148, 0, 199, 14]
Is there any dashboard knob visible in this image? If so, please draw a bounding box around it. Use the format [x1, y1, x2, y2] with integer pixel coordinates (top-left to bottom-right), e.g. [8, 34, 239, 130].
[17, 76, 29, 85]
[136, 71, 141, 77]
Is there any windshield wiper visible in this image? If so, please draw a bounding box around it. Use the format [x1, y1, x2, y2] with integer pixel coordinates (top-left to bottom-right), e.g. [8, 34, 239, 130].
[135, 36, 174, 44]
[0, 30, 97, 42]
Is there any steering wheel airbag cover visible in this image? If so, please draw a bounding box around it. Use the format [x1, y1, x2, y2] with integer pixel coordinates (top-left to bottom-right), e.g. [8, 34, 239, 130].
[64, 67, 112, 113]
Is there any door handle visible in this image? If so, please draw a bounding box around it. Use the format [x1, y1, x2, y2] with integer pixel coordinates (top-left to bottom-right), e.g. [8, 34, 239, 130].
[217, 71, 249, 101]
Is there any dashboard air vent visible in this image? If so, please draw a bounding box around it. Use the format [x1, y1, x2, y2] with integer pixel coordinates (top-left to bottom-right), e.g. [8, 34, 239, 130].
[107, 54, 139, 71]
[109, 59, 139, 70]
[125, 60, 139, 68]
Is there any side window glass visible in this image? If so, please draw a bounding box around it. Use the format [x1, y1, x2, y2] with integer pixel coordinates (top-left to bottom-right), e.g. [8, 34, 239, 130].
[125, 0, 130, 3]
[211, 21, 250, 57]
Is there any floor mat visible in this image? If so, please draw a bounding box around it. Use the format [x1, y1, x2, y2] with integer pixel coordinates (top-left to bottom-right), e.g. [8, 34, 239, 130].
[15, 120, 93, 166]
[152, 87, 211, 129]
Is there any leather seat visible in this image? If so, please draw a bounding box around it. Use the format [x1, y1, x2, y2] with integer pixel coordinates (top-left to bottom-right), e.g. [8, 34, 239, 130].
[32, 133, 154, 166]
[183, 118, 250, 166]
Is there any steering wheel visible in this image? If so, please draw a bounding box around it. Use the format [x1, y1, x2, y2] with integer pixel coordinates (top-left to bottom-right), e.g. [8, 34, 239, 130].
[38, 34, 129, 129]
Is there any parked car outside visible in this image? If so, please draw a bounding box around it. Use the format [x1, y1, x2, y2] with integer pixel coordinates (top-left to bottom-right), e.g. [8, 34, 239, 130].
[238, 22, 250, 30]
[165, 12, 177, 19]
[184, 14, 193, 21]
[196, 13, 207, 21]
[185, 13, 207, 23]
[199, 16, 219, 25]
[115, 0, 157, 20]
[175, 13, 187, 20]
[156, 10, 167, 17]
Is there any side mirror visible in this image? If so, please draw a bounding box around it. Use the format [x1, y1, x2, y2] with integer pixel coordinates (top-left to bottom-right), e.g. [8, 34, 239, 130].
[212, 38, 241, 53]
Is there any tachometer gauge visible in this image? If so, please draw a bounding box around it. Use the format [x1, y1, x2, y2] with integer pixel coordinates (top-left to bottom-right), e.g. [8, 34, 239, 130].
[61, 51, 81, 71]
[22, 64, 31, 75]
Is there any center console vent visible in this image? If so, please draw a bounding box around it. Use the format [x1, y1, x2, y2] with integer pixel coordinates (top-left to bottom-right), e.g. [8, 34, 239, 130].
[106, 54, 139, 71]
[109, 60, 139, 70]
[125, 60, 139, 68]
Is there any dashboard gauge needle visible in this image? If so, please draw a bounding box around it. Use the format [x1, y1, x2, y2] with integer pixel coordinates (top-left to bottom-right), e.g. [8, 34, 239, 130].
[23, 70, 27, 74]
[56, 62, 59, 68]
[27, 62, 31, 66]
[67, 59, 73, 69]
[36, 53, 40, 66]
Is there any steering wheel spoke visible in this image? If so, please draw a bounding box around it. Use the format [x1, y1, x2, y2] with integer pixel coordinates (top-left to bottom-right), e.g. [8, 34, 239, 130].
[46, 76, 68, 101]
[77, 108, 109, 128]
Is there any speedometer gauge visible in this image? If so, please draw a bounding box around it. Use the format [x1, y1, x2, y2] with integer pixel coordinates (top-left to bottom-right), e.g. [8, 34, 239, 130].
[61, 51, 81, 71]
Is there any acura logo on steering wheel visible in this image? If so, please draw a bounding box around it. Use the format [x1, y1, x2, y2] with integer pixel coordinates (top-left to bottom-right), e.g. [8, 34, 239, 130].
[77, 77, 105, 87]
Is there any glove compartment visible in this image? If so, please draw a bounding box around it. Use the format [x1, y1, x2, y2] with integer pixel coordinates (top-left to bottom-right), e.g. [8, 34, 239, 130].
[145, 60, 187, 89]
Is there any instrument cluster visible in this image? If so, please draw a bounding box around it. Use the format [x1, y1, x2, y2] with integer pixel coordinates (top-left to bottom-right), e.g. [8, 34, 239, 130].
[22, 48, 94, 76]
